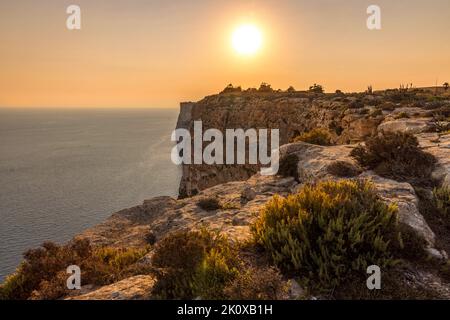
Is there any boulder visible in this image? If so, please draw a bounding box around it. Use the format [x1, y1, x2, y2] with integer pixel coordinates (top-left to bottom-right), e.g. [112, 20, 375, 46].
[378, 118, 433, 134]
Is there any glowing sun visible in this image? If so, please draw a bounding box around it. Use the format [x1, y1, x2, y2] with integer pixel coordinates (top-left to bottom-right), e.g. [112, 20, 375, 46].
[232, 24, 262, 55]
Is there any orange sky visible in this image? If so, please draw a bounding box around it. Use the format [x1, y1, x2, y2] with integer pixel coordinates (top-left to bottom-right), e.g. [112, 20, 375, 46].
[0, 0, 449, 108]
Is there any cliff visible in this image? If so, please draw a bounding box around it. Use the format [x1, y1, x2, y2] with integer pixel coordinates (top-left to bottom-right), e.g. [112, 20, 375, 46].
[2, 86, 450, 300]
[176, 91, 394, 197]
[70, 87, 450, 299]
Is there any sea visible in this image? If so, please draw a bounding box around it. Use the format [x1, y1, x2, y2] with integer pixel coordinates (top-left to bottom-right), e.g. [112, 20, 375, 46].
[0, 108, 181, 281]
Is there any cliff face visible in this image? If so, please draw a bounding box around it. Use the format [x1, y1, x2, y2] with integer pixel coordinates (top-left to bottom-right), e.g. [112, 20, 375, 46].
[176, 92, 385, 197]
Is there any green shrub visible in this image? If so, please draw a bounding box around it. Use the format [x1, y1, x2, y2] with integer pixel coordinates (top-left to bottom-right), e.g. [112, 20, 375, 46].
[192, 248, 239, 299]
[0, 239, 149, 300]
[327, 161, 362, 177]
[151, 229, 238, 299]
[350, 132, 436, 182]
[197, 197, 222, 211]
[293, 128, 333, 146]
[252, 179, 399, 291]
[278, 154, 299, 180]
[433, 186, 450, 217]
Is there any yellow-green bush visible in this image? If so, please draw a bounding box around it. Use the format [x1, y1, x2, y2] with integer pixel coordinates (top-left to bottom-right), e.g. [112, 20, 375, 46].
[434, 186, 450, 217]
[252, 179, 400, 291]
[151, 229, 239, 299]
[192, 248, 239, 299]
[292, 128, 333, 146]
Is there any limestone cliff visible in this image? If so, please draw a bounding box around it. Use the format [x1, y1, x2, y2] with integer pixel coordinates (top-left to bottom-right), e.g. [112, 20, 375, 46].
[176, 91, 386, 197]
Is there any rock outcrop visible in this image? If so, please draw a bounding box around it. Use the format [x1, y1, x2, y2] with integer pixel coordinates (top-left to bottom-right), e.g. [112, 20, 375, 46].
[66, 275, 156, 300]
[176, 93, 384, 197]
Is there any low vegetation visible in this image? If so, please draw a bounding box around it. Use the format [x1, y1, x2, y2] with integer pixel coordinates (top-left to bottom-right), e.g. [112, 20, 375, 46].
[252, 179, 402, 291]
[292, 128, 334, 146]
[350, 131, 436, 184]
[308, 84, 324, 94]
[223, 266, 287, 300]
[0, 239, 149, 300]
[151, 229, 239, 299]
[327, 160, 362, 177]
[434, 186, 450, 218]
[394, 112, 410, 119]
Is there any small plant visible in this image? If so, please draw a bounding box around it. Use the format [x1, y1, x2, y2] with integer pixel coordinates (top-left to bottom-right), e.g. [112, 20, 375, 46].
[220, 84, 242, 94]
[287, 86, 296, 93]
[444, 82, 449, 91]
[197, 197, 222, 211]
[394, 112, 410, 119]
[366, 85, 373, 94]
[350, 131, 436, 182]
[151, 229, 238, 299]
[349, 99, 364, 109]
[258, 82, 273, 92]
[327, 161, 362, 177]
[252, 180, 399, 291]
[308, 84, 324, 94]
[433, 186, 450, 217]
[192, 248, 239, 299]
[369, 108, 383, 117]
[145, 230, 157, 245]
[292, 128, 333, 146]
[431, 112, 450, 133]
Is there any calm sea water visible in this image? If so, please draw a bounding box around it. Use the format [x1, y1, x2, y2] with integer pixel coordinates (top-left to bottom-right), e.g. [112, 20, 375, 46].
[0, 108, 181, 281]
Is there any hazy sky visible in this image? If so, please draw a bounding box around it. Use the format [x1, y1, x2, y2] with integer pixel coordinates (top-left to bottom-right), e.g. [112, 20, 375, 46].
[0, 0, 449, 108]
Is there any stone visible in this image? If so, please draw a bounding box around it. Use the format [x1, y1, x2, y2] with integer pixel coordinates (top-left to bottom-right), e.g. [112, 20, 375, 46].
[378, 118, 433, 134]
[241, 187, 256, 201]
[66, 275, 156, 300]
[360, 172, 436, 247]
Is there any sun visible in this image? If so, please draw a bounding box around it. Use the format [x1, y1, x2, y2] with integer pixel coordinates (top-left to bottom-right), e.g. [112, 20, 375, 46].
[232, 24, 262, 56]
